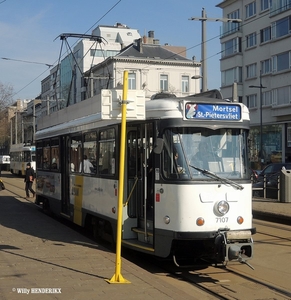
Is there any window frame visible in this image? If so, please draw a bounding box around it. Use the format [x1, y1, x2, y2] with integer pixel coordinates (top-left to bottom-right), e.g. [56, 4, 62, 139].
[181, 75, 189, 93]
[222, 37, 241, 57]
[261, 58, 272, 74]
[261, 0, 271, 11]
[272, 51, 291, 72]
[221, 67, 242, 86]
[160, 74, 168, 92]
[260, 26, 271, 43]
[246, 63, 257, 79]
[246, 1, 257, 19]
[247, 94, 257, 108]
[246, 32, 257, 48]
[128, 72, 136, 90]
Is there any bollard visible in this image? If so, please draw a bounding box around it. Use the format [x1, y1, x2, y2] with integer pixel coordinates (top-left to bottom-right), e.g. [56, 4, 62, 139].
[279, 169, 291, 203]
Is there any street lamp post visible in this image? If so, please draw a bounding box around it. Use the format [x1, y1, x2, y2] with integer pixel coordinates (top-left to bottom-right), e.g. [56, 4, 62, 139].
[249, 70, 267, 170]
[191, 75, 203, 93]
[189, 8, 241, 92]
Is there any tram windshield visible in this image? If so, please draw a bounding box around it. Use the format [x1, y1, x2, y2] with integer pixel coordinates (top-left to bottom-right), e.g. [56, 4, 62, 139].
[24, 150, 36, 162]
[161, 127, 250, 181]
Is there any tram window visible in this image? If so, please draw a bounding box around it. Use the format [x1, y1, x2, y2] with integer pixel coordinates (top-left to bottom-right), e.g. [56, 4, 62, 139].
[70, 136, 82, 173]
[36, 142, 42, 170]
[99, 128, 116, 175]
[43, 140, 51, 170]
[31, 152, 36, 162]
[50, 138, 59, 170]
[23, 151, 31, 162]
[51, 147, 59, 169]
[83, 132, 97, 174]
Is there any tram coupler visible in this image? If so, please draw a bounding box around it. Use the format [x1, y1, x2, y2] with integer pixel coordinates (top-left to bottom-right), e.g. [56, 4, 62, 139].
[215, 230, 254, 270]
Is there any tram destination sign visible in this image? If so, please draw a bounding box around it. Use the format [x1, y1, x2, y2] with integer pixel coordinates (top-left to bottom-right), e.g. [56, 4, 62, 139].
[184, 102, 241, 121]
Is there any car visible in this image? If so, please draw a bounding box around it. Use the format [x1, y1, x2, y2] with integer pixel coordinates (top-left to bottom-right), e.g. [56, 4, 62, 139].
[252, 163, 291, 198]
[257, 163, 291, 182]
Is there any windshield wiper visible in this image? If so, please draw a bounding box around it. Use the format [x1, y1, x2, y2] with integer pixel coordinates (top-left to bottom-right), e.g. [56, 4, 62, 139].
[189, 164, 244, 190]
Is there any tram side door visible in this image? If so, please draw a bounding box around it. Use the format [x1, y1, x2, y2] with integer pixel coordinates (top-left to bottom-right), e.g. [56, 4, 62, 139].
[127, 123, 154, 233]
[60, 136, 70, 216]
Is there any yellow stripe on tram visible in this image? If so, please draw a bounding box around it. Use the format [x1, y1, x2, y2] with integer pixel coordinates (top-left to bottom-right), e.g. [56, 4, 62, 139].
[73, 175, 84, 226]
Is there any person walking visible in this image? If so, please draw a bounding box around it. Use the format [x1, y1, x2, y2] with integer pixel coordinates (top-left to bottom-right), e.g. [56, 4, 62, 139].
[24, 162, 35, 198]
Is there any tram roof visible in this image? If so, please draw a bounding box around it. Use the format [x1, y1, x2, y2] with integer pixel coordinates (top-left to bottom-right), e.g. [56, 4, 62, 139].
[36, 89, 249, 140]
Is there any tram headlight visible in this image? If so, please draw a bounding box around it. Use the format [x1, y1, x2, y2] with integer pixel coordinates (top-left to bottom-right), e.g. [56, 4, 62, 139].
[216, 200, 229, 216]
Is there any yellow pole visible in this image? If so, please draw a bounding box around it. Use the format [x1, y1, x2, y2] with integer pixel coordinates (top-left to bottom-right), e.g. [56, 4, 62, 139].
[106, 71, 130, 284]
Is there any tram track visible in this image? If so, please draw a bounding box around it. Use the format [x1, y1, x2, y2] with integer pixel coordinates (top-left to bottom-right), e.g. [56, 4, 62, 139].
[226, 267, 291, 299]
[254, 219, 291, 240]
[2, 174, 291, 299]
[146, 257, 291, 300]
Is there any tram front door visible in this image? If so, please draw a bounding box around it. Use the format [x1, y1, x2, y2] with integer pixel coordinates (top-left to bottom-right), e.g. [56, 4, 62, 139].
[127, 123, 154, 243]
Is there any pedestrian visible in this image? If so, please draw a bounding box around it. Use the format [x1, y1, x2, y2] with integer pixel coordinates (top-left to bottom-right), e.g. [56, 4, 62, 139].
[24, 162, 35, 198]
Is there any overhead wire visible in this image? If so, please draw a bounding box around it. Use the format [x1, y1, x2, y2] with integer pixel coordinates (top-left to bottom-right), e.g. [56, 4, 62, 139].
[8, 1, 287, 100]
[44, 2, 117, 103]
[96, 3, 289, 93]
[7, 0, 121, 99]
[11, 68, 51, 98]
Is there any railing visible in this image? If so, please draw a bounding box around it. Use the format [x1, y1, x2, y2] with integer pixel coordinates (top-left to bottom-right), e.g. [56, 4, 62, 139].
[252, 174, 280, 200]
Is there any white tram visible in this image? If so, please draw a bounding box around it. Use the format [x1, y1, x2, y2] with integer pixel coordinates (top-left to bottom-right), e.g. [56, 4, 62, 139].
[10, 143, 36, 176]
[0, 155, 10, 165]
[35, 89, 255, 267]
[0, 155, 10, 172]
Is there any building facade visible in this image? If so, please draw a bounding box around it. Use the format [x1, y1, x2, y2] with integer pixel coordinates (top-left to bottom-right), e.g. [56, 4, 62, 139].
[40, 68, 62, 117]
[60, 23, 141, 105]
[41, 24, 201, 110]
[217, 0, 291, 169]
[84, 38, 201, 100]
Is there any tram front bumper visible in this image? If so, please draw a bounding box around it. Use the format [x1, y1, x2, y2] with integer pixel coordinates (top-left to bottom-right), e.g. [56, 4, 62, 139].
[215, 230, 253, 264]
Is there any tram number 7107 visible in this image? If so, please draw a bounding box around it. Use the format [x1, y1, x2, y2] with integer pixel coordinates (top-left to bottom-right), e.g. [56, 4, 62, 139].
[216, 217, 229, 223]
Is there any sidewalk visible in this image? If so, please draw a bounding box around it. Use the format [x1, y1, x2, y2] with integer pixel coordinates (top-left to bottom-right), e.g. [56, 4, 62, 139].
[0, 188, 202, 300]
[252, 196, 291, 224]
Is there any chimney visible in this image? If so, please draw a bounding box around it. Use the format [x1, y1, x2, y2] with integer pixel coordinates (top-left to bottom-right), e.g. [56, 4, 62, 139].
[135, 38, 143, 53]
[148, 30, 154, 38]
[147, 30, 154, 44]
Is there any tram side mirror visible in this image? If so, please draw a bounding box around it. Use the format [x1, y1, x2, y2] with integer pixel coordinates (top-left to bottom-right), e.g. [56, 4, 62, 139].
[153, 138, 164, 154]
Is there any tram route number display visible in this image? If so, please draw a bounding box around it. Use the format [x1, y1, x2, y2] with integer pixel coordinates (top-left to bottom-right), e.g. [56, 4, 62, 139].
[184, 103, 241, 121]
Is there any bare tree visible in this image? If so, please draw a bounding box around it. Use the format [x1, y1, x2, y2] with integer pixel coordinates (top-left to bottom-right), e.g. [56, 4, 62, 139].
[0, 82, 14, 154]
[0, 81, 13, 108]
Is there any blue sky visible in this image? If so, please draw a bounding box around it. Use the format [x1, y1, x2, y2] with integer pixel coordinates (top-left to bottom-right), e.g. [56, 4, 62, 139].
[0, 0, 223, 100]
